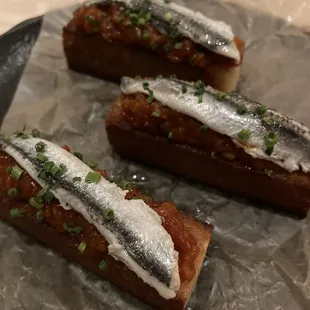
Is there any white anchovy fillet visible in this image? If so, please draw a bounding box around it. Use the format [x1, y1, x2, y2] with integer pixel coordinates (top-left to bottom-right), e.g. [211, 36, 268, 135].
[0, 136, 180, 299]
[121, 76, 310, 173]
[92, 0, 240, 62]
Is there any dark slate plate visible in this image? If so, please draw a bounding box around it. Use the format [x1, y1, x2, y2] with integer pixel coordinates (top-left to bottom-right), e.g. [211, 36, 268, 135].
[0, 17, 42, 127]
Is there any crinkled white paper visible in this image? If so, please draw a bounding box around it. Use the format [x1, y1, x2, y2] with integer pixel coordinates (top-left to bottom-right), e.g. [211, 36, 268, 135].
[1, 1, 310, 309]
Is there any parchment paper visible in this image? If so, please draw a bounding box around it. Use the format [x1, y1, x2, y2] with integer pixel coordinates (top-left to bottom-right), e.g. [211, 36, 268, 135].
[1, 1, 310, 309]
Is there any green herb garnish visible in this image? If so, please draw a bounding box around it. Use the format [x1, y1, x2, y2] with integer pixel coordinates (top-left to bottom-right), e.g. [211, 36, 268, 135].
[143, 32, 150, 40]
[143, 82, 149, 89]
[238, 129, 251, 140]
[264, 132, 278, 156]
[8, 188, 18, 198]
[264, 169, 273, 176]
[99, 260, 108, 271]
[73, 152, 83, 161]
[35, 141, 46, 152]
[73, 177, 82, 182]
[10, 208, 23, 218]
[151, 111, 161, 117]
[168, 132, 173, 139]
[193, 80, 205, 103]
[10, 166, 24, 180]
[262, 117, 274, 126]
[36, 152, 48, 163]
[181, 84, 187, 94]
[211, 151, 217, 159]
[164, 12, 172, 21]
[78, 241, 87, 254]
[215, 91, 227, 101]
[31, 128, 41, 137]
[174, 42, 183, 49]
[104, 208, 115, 221]
[14, 131, 29, 139]
[146, 90, 154, 103]
[37, 187, 54, 204]
[29, 197, 43, 209]
[88, 161, 98, 169]
[51, 164, 62, 177]
[85, 171, 101, 184]
[236, 104, 247, 115]
[200, 125, 208, 132]
[256, 105, 267, 115]
[63, 223, 82, 235]
[36, 210, 44, 221]
[44, 161, 54, 171]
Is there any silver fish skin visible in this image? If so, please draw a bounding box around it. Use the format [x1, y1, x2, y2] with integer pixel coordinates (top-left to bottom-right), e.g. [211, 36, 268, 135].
[121, 76, 310, 173]
[91, 0, 240, 62]
[0, 136, 180, 299]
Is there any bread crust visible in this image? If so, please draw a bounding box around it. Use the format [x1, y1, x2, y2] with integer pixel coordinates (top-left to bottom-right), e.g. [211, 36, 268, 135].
[63, 26, 241, 92]
[0, 188, 212, 310]
[106, 97, 310, 217]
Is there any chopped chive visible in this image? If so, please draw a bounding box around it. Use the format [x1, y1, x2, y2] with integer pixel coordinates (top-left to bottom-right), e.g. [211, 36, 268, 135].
[8, 188, 18, 198]
[164, 0, 170, 3]
[51, 164, 61, 176]
[88, 160, 99, 169]
[264, 169, 273, 176]
[29, 197, 43, 209]
[137, 17, 146, 25]
[10, 208, 23, 218]
[73, 177, 82, 182]
[200, 125, 208, 132]
[59, 164, 67, 173]
[256, 105, 267, 115]
[104, 208, 115, 221]
[118, 181, 132, 190]
[198, 94, 203, 103]
[78, 241, 87, 254]
[265, 145, 274, 156]
[143, 32, 150, 39]
[10, 166, 24, 180]
[44, 161, 54, 171]
[151, 111, 161, 117]
[164, 12, 172, 21]
[99, 259, 108, 271]
[15, 131, 29, 139]
[211, 151, 217, 159]
[262, 117, 274, 126]
[85, 171, 101, 184]
[63, 223, 82, 235]
[146, 90, 154, 103]
[7, 166, 12, 173]
[168, 132, 173, 139]
[145, 12, 152, 21]
[264, 132, 279, 147]
[136, 28, 142, 37]
[35, 141, 46, 152]
[215, 91, 227, 101]
[36, 152, 48, 163]
[236, 104, 247, 115]
[73, 152, 83, 161]
[156, 75, 163, 79]
[143, 82, 149, 89]
[174, 42, 183, 49]
[31, 129, 41, 137]
[41, 188, 54, 203]
[36, 210, 44, 221]
[238, 129, 251, 140]
[181, 84, 187, 94]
